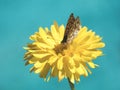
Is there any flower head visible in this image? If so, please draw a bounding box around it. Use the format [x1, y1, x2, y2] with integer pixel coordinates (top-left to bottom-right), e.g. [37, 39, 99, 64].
[24, 16, 105, 84]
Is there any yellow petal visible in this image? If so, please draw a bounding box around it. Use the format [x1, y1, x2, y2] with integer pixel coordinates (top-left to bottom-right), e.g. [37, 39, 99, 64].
[54, 21, 59, 31]
[63, 56, 73, 78]
[59, 25, 65, 42]
[88, 42, 105, 49]
[74, 26, 87, 43]
[51, 64, 58, 77]
[53, 22, 65, 42]
[34, 61, 42, 68]
[76, 65, 85, 75]
[91, 50, 103, 58]
[57, 57, 63, 70]
[88, 62, 98, 68]
[48, 55, 58, 66]
[74, 73, 80, 82]
[51, 25, 60, 43]
[45, 27, 49, 32]
[47, 76, 51, 82]
[26, 57, 39, 64]
[73, 54, 81, 67]
[58, 70, 65, 81]
[82, 56, 92, 62]
[80, 64, 88, 76]
[33, 53, 51, 58]
[40, 63, 50, 78]
[34, 42, 52, 49]
[34, 61, 47, 73]
[70, 74, 74, 84]
[39, 27, 47, 39]
[29, 34, 37, 41]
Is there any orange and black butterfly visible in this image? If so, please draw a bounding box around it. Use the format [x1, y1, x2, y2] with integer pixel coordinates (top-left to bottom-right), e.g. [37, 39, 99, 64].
[62, 13, 81, 43]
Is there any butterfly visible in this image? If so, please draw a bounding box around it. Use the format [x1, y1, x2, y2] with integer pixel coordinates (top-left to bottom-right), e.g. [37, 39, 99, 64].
[62, 13, 81, 43]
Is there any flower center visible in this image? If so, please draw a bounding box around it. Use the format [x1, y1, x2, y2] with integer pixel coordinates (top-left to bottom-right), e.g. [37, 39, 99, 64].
[54, 43, 67, 55]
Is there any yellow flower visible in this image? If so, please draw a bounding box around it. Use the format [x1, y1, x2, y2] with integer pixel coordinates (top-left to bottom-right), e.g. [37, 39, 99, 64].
[24, 22, 105, 84]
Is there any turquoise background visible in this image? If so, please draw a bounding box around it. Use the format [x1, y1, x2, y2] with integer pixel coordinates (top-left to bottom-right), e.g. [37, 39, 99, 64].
[0, 0, 120, 90]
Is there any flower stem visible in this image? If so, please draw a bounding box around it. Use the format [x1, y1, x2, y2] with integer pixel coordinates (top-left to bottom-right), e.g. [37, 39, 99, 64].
[68, 78, 75, 90]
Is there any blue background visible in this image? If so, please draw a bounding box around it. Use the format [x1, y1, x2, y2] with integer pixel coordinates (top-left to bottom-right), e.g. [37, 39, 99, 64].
[0, 0, 120, 90]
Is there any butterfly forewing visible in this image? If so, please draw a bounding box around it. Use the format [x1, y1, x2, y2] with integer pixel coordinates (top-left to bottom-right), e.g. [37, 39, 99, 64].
[62, 13, 81, 43]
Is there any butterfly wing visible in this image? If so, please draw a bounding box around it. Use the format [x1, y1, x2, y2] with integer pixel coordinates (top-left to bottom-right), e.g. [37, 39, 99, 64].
[62, 13, 81, 43]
